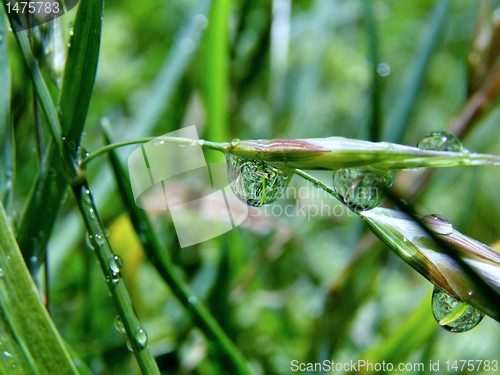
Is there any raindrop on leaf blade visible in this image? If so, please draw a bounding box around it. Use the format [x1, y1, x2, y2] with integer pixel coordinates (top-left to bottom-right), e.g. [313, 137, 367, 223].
[417, 131, 463, 152]
[332, 168, 394, 212]
[226, 154, 292, 207]
[431, 286, 483, 333]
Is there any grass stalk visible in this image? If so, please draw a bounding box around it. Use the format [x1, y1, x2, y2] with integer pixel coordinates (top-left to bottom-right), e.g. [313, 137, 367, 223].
[71, 181, 161, 375]
[105, 130, 253, 375]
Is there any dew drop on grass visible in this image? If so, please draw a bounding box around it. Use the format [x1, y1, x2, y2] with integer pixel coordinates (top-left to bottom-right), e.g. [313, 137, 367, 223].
[332, 168, 394, 212]
[0, 268, 4, 278]
[85, 233, 94, 251]
[113, 316, 126, 335]
[417, 131, 463, 152]
[422, 214, 453, 235]
[135, 327, 148, 349]
[1, 351, 12, 359]
[230, 138, 240, 146]
[226, 154, 292, 207]
[431, 286, 483, 332]
[108, 255, 122, 283]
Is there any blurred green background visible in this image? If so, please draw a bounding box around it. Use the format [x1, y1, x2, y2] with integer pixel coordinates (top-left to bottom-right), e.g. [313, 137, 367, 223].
[4, 0, 500, 373]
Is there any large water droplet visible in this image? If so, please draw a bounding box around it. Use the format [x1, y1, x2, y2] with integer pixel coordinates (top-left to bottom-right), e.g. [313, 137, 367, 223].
[135, 327, 148, 349]
[332, 168, 394, 211]
[226, 154, 292, 207]
[431, 287, 483, 332]
[422, 214, 453, 235]
[1, 351, 13, 359]
[230, 138, 241, 147]
[417, 131, 463, 152]
[113, 316, 126, 335]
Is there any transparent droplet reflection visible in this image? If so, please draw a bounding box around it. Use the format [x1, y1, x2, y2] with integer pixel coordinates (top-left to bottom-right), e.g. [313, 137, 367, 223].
[332, 168, 394, 212]
[417, 131, 463, 152]
[113, 316, 126, 335]
[226, 154, 292, 207]
[431, 286, 483, 333]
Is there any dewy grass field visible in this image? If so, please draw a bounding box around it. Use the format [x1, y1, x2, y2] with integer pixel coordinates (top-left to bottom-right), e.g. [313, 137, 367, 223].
[1, 0, 500, 374]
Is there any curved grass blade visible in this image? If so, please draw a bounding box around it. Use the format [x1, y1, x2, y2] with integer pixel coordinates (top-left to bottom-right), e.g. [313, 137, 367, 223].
[0, 201, 78, 375]
[227, 137, 500, 170]
[360, 207, 500, 322]
[383, 0, 449, 143]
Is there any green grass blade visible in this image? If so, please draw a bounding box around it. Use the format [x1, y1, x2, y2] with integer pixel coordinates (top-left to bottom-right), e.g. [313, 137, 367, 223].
[383, 0, 449, 143]
[104, 128, 252, 375]
[362, 0, 381, 142]
[0, 7, 12, 210]
[3, 11, 63, 150]
[72, 181, 161, 375]
[201, 0, 230, 153]
[0, 5, 9, 139]
[359, 294, 436, 369]
[16, 142, 67, 270]
[59, 0, 103, 146]
[0, 201, 78, 375]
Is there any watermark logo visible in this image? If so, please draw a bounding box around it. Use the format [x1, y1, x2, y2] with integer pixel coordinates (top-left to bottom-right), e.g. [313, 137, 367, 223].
[5, 1, 79, 31]
[128, 126, 249, 248]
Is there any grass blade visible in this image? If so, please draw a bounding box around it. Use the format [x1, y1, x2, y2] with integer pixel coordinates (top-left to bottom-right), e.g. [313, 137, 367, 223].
[362, 0, 381, 141]
[0, 201, 78, 374]
[201, 0, 230, 148]
[360, 207, 500, 322]
[104, 128, 252, 375]
[383, 0, 449, 143]
[59, 0, 104, 145]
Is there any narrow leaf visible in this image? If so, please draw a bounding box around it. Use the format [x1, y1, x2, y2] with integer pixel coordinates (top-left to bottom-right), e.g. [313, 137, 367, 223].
[0, 201, 78, 374]
[59, 0, 104, 145]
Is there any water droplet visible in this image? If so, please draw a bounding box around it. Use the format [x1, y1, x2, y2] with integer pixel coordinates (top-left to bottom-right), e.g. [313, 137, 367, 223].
[193, 14, 208, 29]
[85, 233, 95, 251]
[332, 168, 394, 212]
[108, 255, 123, 273]
[226, 154, 292, 207]
[188, 296, 197, 304]
[155, 139, 164, 146]
[179, 38, 195, 54]
[230, 138, 240, 147]
[96, 234, 105, 245]
[417, 131, 463, 152]
[431, 287, 483, 332]
[126, 340, 134, 352]
[0, 269, 4, 278]
[135, 327, 148, 349]
[113, 316, 126, 335]
[199, 139, 205, 146]
[30, 256, 38, 264]
[377, 62, 390, 76]
[2, 351, 13, 359]
[422, 214, 453, 235]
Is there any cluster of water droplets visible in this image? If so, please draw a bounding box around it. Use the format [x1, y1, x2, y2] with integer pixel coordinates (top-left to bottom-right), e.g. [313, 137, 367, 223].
[332, 168, 394, 212]
[431, 287, 483, 332]
[226, 154, 292, 207]
[417, 131, 464, 152]
[113, 315, 149, 352]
